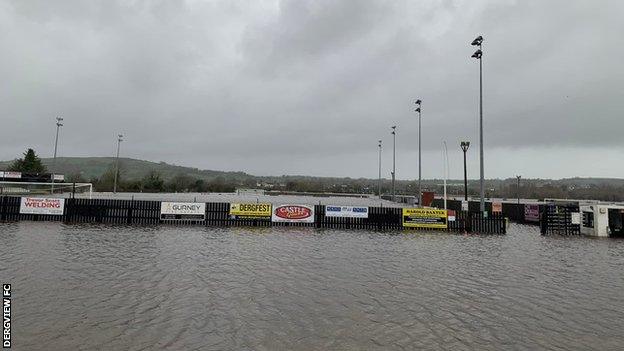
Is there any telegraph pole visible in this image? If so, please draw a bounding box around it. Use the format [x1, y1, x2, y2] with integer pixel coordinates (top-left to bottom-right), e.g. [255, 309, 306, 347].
[516, 175, 521, 204]
[113, 134, 123, 193]
[51, 117, 63, 194]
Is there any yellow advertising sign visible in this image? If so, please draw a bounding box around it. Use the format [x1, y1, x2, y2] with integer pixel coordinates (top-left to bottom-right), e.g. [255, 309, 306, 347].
[229, 203, 272, 218]
[402, 208, 448, 229]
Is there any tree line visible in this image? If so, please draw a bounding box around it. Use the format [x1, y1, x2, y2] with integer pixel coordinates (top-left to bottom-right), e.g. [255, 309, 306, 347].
[4, 148, 624, 200]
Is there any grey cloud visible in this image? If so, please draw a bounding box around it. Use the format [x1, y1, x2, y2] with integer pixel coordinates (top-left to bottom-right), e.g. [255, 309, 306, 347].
[0, 0, 622, 179]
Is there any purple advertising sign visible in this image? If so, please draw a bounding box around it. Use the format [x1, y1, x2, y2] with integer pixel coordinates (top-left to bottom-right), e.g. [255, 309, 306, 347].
[524, 204, 540, 222]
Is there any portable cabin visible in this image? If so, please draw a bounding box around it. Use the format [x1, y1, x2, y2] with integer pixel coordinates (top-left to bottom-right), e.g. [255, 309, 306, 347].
[579, 203, 624, 237]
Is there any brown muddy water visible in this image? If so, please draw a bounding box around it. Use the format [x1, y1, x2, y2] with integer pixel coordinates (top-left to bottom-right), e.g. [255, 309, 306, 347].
[1, 222, 623, 350]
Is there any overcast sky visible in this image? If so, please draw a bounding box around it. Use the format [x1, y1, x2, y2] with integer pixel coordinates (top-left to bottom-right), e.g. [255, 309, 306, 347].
[1, 0, 622, 180]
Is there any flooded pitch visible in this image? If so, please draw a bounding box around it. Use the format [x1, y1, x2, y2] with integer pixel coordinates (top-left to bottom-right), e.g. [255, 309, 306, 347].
[1, 222, 623, 350]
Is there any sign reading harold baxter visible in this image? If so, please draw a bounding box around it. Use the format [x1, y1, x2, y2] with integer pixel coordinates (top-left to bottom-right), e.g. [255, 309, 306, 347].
[160, 202, 205, 220]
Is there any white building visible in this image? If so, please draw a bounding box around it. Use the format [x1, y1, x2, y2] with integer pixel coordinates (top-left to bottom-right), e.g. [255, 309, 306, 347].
[579, 203, 624, 237]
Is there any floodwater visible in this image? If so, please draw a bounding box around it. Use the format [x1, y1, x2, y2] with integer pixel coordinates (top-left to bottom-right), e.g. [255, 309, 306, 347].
[1, 223, 623, 350]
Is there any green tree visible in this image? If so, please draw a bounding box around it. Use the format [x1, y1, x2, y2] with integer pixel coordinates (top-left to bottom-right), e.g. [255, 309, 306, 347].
[142, 171, 164, 192]
[8, 149, 47, 173]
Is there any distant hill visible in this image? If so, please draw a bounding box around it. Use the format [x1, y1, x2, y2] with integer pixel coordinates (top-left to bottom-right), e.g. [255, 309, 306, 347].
[1, 156, 623, 201]
[0, 157, 253, 182]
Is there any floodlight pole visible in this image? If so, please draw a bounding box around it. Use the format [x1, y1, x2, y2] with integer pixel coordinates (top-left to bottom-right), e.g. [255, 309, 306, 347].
[391, 126, 396, 202]
[415, 100, 422, 206]
[471, 35, 485, 212]
[51, 117, 63, 194]
[378, 140, 382, 198]
[113, 134, 123, 193]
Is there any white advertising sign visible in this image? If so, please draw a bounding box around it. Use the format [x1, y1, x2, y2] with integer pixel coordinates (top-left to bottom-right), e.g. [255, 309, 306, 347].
[325, 205, 368, 218]
[571, 212, 581, 225]
[20, 197, 65, 215]
[52, 174, 65, 181]
[160, 202, 205, 220]
[272, 205, 315, 223]
[461, 201, 469, 211]
[3, 171, 21, 179]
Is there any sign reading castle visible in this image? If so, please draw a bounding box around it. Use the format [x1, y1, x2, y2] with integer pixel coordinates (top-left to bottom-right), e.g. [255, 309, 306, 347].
[272, 205, 315, 223]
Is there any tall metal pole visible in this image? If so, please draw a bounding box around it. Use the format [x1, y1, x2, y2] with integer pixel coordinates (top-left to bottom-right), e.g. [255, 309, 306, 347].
[418, 106, 422, 206]
[378, 140, 382, 198]
[516, 175, 521, 204]
[471, 35, 485, 212]
[443, 141, 448, 210]
[391, 126, 396, 202]
[51, 117, 63, 194]
[414, 100, 422, 206]
[479, 51, 484, 212]
[113, 134, 123, 193]
[461, 141, 470, 201]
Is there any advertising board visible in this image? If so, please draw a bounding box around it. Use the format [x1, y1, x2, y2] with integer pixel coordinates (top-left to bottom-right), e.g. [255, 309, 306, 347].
[325, 205, 368, 218]
[447, 210, 456, 222]
[160, 202, 205, 220]
[402, 208, 448, 229]
[229, 203, 272, 219]
[492, 202, 502, 213]
[3, 171, 21, 179]
[272, 205, 315, 223]
[19, 197, 65, 215]
[571, 212, 581, 225]
[524, 204, 540, 222]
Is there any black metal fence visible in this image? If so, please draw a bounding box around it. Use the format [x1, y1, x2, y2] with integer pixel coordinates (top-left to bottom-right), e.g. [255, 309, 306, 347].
[431, 198, 543, 224]
[0, 196, 506, 234]
[540, 204, 581, 235]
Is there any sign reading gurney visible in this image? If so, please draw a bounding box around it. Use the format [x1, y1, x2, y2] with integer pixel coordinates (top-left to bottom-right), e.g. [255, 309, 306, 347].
[229, 203, 272, 219]
[160, 202, 205, 220]
[402, 208, 448, 229]
[20, 197, 65, 215]
[272, 205, 315, 223]
[325, 205, 368, 218]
